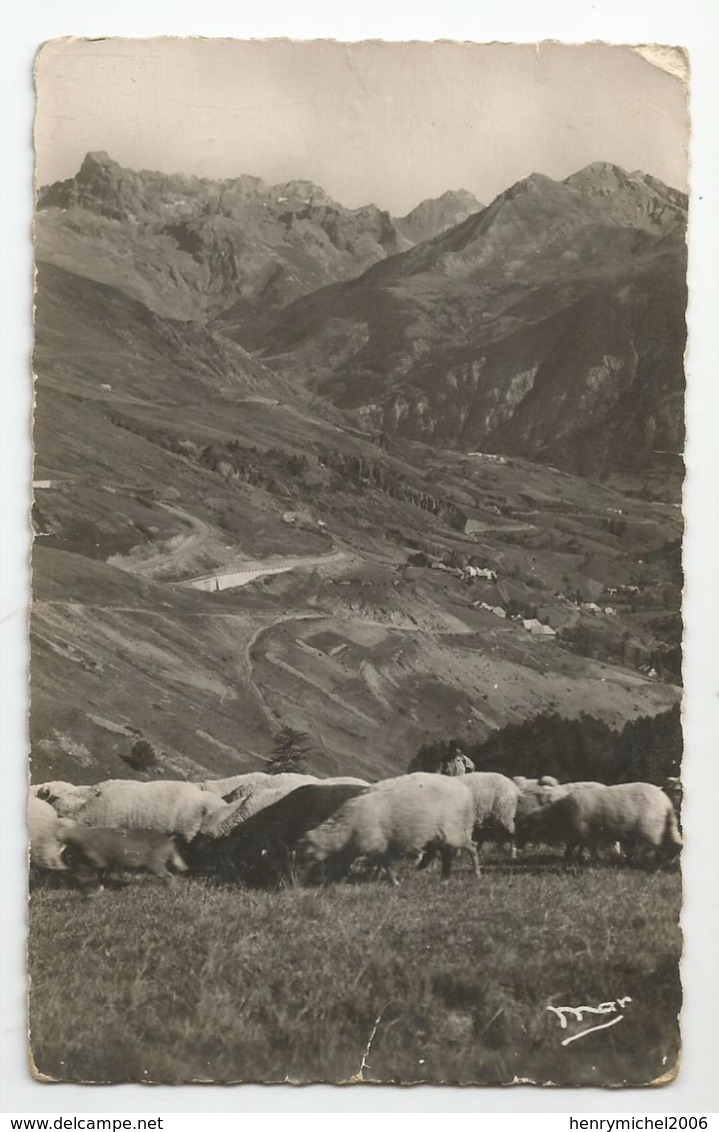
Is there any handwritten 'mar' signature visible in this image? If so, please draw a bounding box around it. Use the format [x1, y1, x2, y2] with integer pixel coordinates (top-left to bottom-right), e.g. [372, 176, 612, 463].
[547, 997, 632, 1046]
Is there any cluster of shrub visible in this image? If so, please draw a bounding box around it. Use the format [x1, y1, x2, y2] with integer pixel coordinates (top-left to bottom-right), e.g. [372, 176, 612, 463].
[109, 414, 468, 531]
[409, 705, 681, 786]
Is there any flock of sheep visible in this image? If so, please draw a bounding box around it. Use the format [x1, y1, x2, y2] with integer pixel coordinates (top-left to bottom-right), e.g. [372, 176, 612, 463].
[28, 768, 683, 893]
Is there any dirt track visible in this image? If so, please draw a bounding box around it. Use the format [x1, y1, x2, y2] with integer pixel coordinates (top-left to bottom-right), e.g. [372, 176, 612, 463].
[107, 502, 213, 579]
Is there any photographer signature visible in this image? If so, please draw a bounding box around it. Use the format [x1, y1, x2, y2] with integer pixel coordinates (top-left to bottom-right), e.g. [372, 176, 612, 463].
[547, 996, 632, 1046]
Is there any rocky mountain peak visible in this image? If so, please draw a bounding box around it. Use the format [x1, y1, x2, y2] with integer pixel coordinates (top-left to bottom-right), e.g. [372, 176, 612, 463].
[78, 150, 119, 177]
[563, 161, 635, 189]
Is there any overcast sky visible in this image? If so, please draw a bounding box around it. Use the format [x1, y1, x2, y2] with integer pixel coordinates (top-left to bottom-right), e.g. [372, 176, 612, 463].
[35, 39, 689, 215]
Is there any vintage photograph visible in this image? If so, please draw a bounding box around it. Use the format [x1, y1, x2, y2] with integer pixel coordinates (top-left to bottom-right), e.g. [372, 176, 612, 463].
[29, 39, 687, 1086]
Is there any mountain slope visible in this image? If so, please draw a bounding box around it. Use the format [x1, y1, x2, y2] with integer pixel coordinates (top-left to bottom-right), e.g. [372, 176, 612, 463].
[31, 253, 681, 784]
[244, 163, 687, 479]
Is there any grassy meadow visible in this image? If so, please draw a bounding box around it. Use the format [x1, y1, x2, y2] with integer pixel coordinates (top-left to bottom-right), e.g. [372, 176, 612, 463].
[28, 861, 682, 1087]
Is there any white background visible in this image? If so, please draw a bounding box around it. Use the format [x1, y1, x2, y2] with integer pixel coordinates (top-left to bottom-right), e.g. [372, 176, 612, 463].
[2, 0, 717, 1115]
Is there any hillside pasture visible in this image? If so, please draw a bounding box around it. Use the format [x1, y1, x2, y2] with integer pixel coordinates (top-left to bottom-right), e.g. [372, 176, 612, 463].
[28, 861, 681, 1087]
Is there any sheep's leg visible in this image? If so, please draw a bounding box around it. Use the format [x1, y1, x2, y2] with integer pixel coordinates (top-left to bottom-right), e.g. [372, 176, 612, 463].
[416, 845, 437, 871]
[439, 845, 455, 880]
[283, 851, 300, 889]
[321, 852, 353, 885]
[148, 853, 174, 882]
[564, 841, 579, 865]
[465, 841, 481, 878]
[383, 862, 400, 887]
[70, 860, 100, 892]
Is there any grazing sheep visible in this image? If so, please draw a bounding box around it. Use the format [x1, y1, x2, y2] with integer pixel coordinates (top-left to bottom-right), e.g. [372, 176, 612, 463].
[461, 772, 519, 839]
[28, 796, 72, 871]
[515, 781, 570, 822]
[514, 781, 607, 853]
[299, 773, 480, 885]
[202, 784, 298, 838]
[190, 782, 369, 885]
[419, 771, 519, 867]
[58, 826, 188, 888]
[199, 773, 272, 797]
[199, 797, 249, 839]
[517, 782, 683, 863]
[515, 779, 605, 819]
[222, 772, 320, 805]
[71, 780, 225, 841]
[201, 774, 368, 839]
[32, 781, 97, 818]
[512, 775, 559, 789]
[663, 776, 683, 822]
[202, 774, 321, 837]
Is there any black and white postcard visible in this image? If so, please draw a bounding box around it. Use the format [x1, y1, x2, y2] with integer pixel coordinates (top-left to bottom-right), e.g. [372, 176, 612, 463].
[29, 38, 688, 1087]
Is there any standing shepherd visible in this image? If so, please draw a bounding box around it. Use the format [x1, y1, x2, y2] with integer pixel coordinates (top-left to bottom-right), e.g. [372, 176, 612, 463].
[440, 741, 475, 777]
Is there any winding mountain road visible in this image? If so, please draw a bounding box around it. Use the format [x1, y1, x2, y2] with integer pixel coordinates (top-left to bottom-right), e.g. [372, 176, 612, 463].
[107, 502, 213, 579]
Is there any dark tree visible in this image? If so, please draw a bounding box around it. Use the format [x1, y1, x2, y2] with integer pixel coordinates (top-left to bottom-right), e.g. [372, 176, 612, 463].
[408, 738, 454, 774]
[614, 705, 682, 784]
[407, 551, 432, 568]
[465, 705, 682, 786]
[268, 725, 312, 775]
[122, 738, 157, 772]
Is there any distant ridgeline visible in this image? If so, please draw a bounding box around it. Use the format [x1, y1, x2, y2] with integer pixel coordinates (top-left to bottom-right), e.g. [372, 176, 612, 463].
[410, 705, 681, 784]
[36, 153, 688, 480]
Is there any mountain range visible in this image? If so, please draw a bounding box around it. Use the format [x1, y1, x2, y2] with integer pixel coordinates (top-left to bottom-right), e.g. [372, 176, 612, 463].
[37, 154, 687, 478]
[243, 163, 687, 477]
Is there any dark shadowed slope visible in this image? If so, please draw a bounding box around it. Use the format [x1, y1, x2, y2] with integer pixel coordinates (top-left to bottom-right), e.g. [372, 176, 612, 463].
[246, 163, 686, 479]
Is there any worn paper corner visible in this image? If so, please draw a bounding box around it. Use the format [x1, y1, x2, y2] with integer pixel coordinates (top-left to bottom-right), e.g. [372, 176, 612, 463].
[631, 45, 690, 86]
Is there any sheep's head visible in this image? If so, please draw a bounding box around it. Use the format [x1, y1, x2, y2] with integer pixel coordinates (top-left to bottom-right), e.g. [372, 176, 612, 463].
[36, 787, 59, 806]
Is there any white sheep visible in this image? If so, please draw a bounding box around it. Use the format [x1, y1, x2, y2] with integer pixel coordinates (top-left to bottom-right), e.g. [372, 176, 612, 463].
[28, 795, 74, 871]
[31, 781, 97, 817]
[515, 781, 570, 822]
[459, 772, 519, 858]
[201, 774, 321, 837]
[199, 772, 272, 797]
[201, 774, 369, 839]
[514, 780, 606, 850]
[460, 772, 518, 837]
[518, 782, 683, 863]
[222, 772, 320, 805]
[299, 773, 480, 885]
[71, 780, 225, 841]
